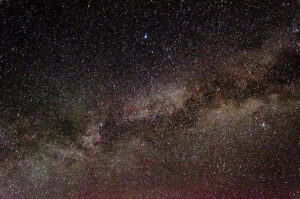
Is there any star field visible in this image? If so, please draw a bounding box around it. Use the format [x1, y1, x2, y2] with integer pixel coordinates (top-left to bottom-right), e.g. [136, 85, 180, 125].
[0, 1, 300, 198]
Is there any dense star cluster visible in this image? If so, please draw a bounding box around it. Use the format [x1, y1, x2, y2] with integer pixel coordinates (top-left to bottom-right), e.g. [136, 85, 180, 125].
[0, 1, 300, 198]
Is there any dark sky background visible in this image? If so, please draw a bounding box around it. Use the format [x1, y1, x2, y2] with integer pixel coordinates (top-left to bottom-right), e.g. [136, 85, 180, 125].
[0, 0, 299, 105]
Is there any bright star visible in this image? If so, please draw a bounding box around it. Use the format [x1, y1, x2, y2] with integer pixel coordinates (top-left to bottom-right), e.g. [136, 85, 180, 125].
[144, 33, 148, 39]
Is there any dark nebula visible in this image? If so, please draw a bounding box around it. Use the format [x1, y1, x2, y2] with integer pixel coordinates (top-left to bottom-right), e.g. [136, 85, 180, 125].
[0, 1, 299, 198]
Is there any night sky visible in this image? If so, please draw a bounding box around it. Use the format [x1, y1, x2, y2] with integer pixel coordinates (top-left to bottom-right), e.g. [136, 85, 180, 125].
[1, 1, 300, 198]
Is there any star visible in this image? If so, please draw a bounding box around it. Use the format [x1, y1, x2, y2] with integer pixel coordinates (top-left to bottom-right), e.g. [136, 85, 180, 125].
[144, 33, 148, 40]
